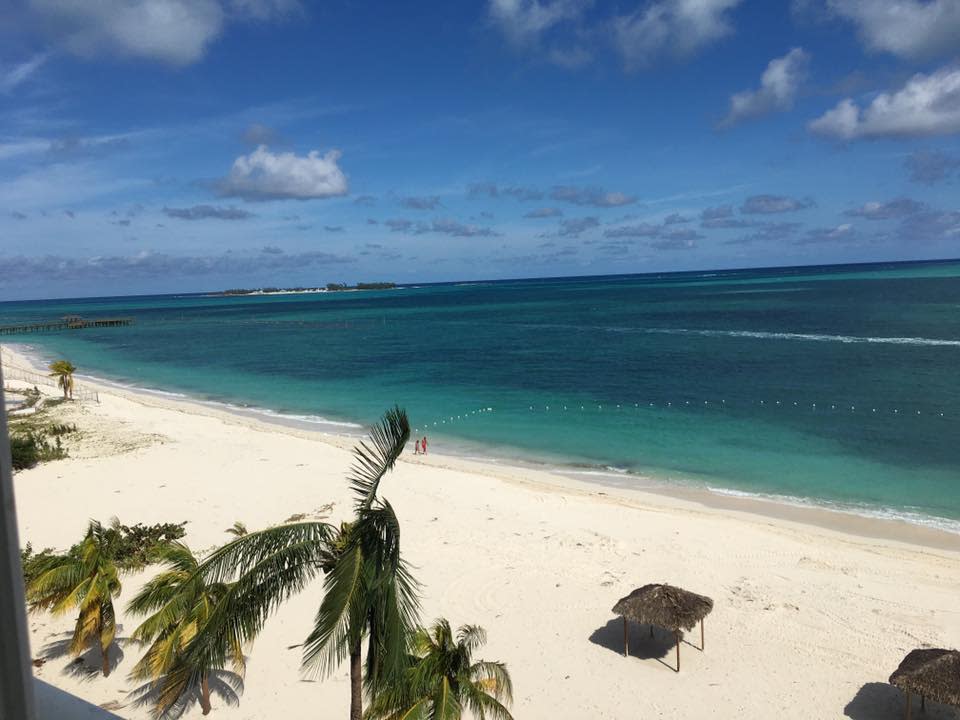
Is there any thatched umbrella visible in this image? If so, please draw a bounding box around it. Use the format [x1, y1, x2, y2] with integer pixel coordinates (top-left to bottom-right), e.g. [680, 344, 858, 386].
[612, 583, 714, 672]
[889, 648, 960, 719]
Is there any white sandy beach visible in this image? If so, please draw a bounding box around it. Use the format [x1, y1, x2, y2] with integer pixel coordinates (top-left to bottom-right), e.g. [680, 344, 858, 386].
[4, 344, 960, 719]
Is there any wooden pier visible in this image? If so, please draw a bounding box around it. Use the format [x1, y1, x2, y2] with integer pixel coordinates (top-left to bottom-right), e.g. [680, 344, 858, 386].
[0, 316, 134, 336]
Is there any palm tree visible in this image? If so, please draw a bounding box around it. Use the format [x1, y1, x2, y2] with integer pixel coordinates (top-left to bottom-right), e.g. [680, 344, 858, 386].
[25, 519, 125, 676]
[224, 522, 248, 538]
[184, 407, 419, 720]
[48, 359, 77, 400]
[366, 619, 514, 720]
[127, 542, 245, 717]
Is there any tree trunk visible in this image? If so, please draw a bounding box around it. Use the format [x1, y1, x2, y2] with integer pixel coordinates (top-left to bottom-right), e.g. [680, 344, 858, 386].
[349, 639, 362, 720]
[99, 613, 110, 677]
[200, 673, 212, 715]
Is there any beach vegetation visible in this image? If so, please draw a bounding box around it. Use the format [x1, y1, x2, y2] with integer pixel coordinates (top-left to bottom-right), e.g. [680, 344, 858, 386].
[48, 359, 77, 400]
[185, 407, 418, 720]
[367, 618, 514, 720]
[224, 521, 248, 537]
[24, 519, 129, 676]
[127, 542, 245, 717]
[9, 430, 68, 469]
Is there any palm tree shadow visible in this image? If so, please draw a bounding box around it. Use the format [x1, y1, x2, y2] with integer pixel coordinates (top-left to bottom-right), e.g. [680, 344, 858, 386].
[589, 618, 679, 671]
[39, 633, 127, 682]
[127, 670, 244, 720]
[844, 682, 955, 719]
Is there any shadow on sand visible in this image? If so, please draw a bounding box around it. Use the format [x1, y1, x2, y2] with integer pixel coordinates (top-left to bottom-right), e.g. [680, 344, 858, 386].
[844, 681, 956, 719]
[127, 670, 244, 719]
[589, 618, 681, 671]
[40, 633, 127, 682]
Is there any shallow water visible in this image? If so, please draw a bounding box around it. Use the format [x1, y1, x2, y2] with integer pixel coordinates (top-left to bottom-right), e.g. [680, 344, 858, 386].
[3, 259, 959, 531]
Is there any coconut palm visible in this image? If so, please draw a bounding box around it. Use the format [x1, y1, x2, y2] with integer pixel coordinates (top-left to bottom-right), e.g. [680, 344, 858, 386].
[183, 407, 419, 720]
[224, 522, 248, 538]
[48, 359, 77, 400]
[127, 542, 245, 717]
[25, 519, 126, 676]
[366, 619, 514, 720]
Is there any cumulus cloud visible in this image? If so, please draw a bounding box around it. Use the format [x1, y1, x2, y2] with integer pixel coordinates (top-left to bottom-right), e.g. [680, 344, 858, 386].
[904, 150, 960, 185]
[844, 197, 926, 220]
[663, 212, 692, 224]
[27, 0, 225, 66]
[383, 218, 500, 237]
[23, 0, 299, 66]
[809, 66, 960, 140]
[741, 194, 815, 214]
[604, 222, 661, 238]
[218, 145, 348, 201]
[700, 204, 734, 221]
[400, 195, 441, 210]
[557, 216, 600, 237]
[721, 48, 809, 126]
[898, 210, 960, 243]
[827, 0, 960, 60]
[468, 183, 544, 201]
[613, 0, 743, 70]
[163, 204, 256, 220]
[651, 228, 700, 250]
[724, 222, 801, 245]
[524, 207, 563, 218]
[797, 223, 857, 244]
[487, 0, 587, 45]
[551, 185, 636, 207]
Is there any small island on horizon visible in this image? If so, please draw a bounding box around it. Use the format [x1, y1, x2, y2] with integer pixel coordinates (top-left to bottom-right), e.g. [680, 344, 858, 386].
[216, 282, 397, 296]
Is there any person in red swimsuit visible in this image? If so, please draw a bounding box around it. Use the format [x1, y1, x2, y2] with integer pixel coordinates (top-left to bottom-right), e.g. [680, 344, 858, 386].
[421, 436, 428, 455]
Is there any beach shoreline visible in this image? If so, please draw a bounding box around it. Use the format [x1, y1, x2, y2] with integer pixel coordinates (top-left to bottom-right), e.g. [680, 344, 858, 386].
[4, 343, 960, 719]
[4, 342, 958, 552]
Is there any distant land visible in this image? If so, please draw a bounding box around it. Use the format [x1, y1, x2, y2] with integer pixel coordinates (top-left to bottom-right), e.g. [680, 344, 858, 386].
[217, 282, 396, 296]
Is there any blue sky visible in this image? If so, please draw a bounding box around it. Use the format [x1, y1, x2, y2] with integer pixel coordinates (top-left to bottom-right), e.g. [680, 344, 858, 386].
[0, 0, 959, 299]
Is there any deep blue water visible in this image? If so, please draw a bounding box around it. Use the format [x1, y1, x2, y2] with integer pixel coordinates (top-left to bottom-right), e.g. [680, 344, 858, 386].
[3, 260, 960, 531]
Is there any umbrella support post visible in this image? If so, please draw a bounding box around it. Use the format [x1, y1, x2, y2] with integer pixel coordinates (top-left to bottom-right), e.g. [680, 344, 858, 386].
[921, 695, 924, 711]
[906, 691, 911, 720]
[700, 619, 704, 651]
[650, 624, 653, 638]
[623, 617, 629, 657]
[675, 631, 680, 673]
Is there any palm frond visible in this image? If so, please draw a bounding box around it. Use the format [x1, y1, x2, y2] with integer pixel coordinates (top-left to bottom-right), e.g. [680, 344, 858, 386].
[301, 543, 364, 678]
[348, 406, 410, 511]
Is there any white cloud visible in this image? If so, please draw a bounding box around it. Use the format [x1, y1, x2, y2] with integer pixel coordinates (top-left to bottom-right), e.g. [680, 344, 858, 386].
[827, 0, 960, 60]
[29, 0, 224, 66]
[0, 54, 48, 93]
[613, 0, 743, 70]
[218, 145, 348, 201]
[722, 48, 809, 126]
[25, 0, 299, 66]
[488, 0, 587, 44]
[809, 66, 960, 140]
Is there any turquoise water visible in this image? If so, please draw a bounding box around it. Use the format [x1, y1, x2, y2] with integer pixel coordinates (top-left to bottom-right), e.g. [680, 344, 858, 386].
[3, 260, 960, 531]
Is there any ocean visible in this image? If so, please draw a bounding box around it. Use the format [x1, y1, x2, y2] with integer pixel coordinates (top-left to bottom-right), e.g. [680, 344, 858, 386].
[3, 259, 959, 532]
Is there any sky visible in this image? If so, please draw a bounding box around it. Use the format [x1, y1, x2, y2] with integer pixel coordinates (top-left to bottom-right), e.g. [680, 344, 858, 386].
[0, 0, 959, 300]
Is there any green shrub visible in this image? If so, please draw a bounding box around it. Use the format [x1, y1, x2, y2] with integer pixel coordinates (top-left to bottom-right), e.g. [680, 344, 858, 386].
[10, 434, 41, 470]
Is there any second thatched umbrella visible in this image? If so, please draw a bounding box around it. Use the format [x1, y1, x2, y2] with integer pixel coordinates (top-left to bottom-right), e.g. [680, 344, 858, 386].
[889, 648, 960, 719]
[612, 583, 714, 672]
